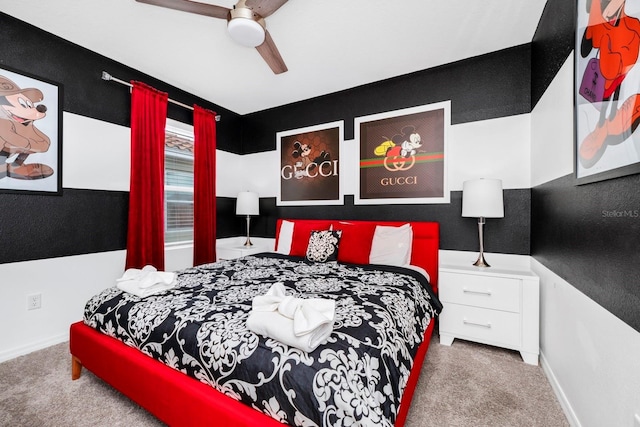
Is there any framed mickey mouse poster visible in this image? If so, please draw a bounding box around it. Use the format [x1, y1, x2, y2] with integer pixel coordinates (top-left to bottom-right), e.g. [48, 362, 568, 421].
[575, 0, 640, 184]
[355, 101, 450, 205]
[276, 121, 343, 206]
[0, 66, 63, 195]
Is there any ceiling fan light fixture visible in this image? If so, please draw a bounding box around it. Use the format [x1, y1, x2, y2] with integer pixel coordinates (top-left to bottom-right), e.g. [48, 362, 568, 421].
[138, 0, 287, 73]
[228, 17, 265, 47]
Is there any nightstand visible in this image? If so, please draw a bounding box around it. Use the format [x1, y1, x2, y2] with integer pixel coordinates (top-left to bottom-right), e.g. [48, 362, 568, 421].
[216, 238, 273, 261]
[438, 254, 540, 365]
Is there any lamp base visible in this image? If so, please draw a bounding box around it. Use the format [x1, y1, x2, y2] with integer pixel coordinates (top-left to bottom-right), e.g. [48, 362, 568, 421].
[243, 215, 253, 246]
[472, 253, 490, 268]
[473, 217, 490, 267]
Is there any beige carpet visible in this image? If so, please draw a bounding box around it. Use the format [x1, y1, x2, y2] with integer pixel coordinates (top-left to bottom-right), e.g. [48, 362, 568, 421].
[405, 336, 569, 427]
[0, 334, 568, 426]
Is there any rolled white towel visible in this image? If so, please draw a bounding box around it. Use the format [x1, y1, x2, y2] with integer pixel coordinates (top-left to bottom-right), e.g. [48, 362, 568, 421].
[137, 271, 176, 289]
[247, 283, 335, 352]
[116, 265, 176, 297]
[117, 280, 175, 298]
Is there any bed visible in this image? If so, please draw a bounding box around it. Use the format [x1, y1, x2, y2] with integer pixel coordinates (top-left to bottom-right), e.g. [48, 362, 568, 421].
[70, 219, 441, 427]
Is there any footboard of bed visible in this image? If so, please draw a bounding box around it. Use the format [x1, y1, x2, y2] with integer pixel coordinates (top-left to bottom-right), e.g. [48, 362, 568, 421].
[69, 321, 285, 427]
[69, 320, 434, 427]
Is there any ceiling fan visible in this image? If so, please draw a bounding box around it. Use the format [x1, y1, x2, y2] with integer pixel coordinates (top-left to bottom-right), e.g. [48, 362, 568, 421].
[135, 0, 289, 74]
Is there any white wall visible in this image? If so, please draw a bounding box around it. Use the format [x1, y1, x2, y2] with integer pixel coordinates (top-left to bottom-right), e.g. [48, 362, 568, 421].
[530, 54, 574, 187]
[531, 53, 640, 426]
[0, 113, 243, 362]
[63, 113, 130, 191]
[0, 250, 125, 362]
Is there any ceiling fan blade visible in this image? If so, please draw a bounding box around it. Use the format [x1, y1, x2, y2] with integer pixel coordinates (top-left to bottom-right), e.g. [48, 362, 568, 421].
[256, 29, 288, 74]
[135, 0, 230, 19]
[245, 0, 289, 18]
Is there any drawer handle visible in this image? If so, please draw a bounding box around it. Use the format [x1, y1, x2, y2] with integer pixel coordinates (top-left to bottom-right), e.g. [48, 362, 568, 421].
[462, 288, 492, 296]
[463, 319, 492, 328]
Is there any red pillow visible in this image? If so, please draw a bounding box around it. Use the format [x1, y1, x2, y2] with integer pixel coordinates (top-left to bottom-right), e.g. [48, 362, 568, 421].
[289, 221, 332, 257]
[332, 222, 377, 264]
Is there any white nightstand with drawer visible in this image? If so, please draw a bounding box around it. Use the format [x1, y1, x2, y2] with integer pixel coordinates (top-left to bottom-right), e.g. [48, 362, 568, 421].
[438, 256, 540, 365]
[216, 237, 274, 261]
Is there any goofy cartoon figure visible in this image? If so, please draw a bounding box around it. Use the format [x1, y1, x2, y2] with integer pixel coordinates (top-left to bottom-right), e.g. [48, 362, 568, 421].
[0, 75, 54, 180]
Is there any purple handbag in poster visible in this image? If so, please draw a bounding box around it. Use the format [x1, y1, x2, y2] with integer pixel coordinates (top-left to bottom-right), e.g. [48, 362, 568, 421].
[579, 57, 605, 107]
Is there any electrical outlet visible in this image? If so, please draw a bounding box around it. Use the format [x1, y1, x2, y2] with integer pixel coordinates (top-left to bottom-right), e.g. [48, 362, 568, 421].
[27, 293, 41, 310]
[633, 413, 640, 427]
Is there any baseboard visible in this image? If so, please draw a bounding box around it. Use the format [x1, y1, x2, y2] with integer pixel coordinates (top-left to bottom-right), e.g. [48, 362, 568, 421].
[0, 333, 69, 363]
[540, 349, 581, 427]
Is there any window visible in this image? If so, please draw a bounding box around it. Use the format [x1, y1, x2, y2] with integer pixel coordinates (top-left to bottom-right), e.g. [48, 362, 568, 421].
[164, 123, 194, 245]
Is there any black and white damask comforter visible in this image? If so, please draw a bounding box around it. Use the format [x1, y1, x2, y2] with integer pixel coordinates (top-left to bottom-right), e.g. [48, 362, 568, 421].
[83, 253, 442, 426]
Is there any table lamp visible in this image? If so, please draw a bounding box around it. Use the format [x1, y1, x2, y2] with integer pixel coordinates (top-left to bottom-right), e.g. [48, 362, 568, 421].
[236, 191, 259, 246]
[462, 178, 504, 267]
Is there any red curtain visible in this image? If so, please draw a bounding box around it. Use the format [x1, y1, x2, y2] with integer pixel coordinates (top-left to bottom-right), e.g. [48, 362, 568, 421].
[125, 82, 168, 271]
[193, 105, 217, 266]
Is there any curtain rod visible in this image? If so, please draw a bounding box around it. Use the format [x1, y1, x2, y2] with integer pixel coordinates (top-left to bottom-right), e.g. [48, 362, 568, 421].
[101, 71, 221, 122]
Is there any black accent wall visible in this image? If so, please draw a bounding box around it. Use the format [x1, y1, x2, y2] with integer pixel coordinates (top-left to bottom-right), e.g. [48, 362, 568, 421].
[0, 12, 243, 264]
[532, 175, 640, 331]
[0, 13, 243, 150]
[531, 0, 575, 109]
[239, 45, 534, 255]
[0, 189, 128, 263]
[241, 45, 532, 153]
[531, 0, 640, 333]
[1, 11, 535, 265]
[249, 191, 531, 255]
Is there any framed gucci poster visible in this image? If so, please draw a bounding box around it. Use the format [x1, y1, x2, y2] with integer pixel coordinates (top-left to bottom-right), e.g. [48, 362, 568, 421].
[355, 101, 450, 204]
[276, 121, 343, 206]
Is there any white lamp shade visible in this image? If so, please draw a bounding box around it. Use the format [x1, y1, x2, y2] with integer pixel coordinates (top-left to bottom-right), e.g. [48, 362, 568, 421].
[462, 179, 504, 218]
[227, 18, 265, 47]
[236, 191, 260, 215]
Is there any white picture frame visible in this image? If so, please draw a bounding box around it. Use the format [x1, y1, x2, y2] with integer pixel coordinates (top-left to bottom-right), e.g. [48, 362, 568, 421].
[276, 120, 344, 206]
[354, 101, 450, 205]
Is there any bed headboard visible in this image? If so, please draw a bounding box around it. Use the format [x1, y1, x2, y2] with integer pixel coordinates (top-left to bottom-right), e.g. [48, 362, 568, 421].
[275, 219, 439, 292]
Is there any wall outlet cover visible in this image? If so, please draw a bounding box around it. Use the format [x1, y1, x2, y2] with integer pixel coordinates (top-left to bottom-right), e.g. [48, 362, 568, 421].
[27, 293, 42, 310]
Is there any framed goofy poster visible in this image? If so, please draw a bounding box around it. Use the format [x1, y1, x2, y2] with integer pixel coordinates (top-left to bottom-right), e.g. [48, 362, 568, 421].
[355, 101, 450, 205]
[575, 0, 640, 184]
[276, 121, 344, 206]
[0, 65, 62, 195]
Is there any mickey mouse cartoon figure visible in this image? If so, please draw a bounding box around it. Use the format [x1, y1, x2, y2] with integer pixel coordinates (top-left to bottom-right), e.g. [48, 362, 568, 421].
[291, 140, 331, 179]
[374, 125, 423, 159]
[397, 125, 422, 158]
[292, 140, 312, 178]
[0, 75, 53, 180]
[579, 0, 640, 168]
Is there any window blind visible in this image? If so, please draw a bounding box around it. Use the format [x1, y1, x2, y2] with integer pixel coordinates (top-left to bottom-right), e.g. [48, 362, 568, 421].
[165, 131, 194, 245]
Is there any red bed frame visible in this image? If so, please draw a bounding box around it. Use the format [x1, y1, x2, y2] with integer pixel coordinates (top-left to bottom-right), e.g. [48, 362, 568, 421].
[70, 220, 439, 427]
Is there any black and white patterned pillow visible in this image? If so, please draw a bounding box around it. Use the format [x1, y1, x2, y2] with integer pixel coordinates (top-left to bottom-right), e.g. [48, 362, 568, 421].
[305, 230, 342, 263]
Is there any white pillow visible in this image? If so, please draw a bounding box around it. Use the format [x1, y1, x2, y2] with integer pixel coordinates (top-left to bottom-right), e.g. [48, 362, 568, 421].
[369, 223, 413, 266]
[276, 220, 294, 254]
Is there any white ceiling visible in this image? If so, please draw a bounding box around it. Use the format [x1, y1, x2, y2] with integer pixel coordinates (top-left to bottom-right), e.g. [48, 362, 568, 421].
[1, 0, 547, 115]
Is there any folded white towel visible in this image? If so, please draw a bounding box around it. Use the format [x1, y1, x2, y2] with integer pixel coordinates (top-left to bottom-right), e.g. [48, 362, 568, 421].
[246, 283, 335, 352]
[116, 265, 176, 298]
